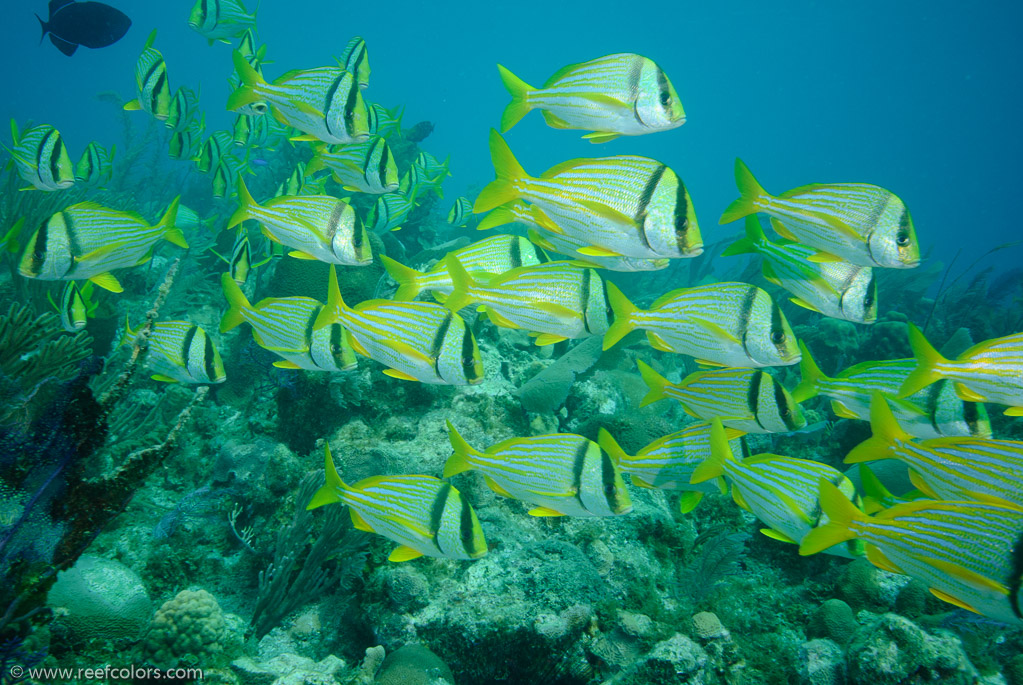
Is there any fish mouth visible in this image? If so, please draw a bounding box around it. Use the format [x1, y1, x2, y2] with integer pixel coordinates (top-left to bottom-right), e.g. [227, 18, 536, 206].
[684, 245, 704, 258]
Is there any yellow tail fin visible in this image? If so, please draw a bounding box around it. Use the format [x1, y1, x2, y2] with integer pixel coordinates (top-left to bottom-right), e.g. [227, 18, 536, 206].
[597, 428, 631, 468]
[898, 324, 948, 397]
[307, 443, 348, 509]
[227, 177, 256, 229]
[379, 255, 424, 301]
[690, 418, 732, 484]
[798, 479, 863, 556]
[226, 50, 267, 112]
[844, 392, 911, 464]
[719, 158, 769, 224]
[314, 265, 347, 330]
[443, 420, 480, 478]
[602, 282, 638, 350]
[792, 340, 827, 403]
[476, 203, 519, 232]
[721, 215, 766, 257]
[441, 255, 479, 313]
[636, 359, 670, 407]
[473, 130, 527, 214]
[219, 272, 251, 332]
[497, 64, 536, 133]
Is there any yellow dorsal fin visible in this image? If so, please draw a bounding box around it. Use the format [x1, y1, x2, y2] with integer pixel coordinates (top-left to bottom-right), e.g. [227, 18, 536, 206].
[929, 588, 981, 614]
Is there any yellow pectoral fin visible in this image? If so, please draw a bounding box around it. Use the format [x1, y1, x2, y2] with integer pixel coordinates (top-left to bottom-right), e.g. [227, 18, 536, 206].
[807, 251, 845, 264]
[388, 545, 425, 562]
[288, 134, 321, 142]
[830, 400, 861, 420]
[576, 245, 622, 258]
[630, 475, 656, 489]
[294, 102, 324, 118]
[695, 359, 728, 369]
[577, 199, 635, 226]
[150, 374, 179, 383]
[731, 487, 752, 512]
[541, 110, 573, 129]
[528, 506, 565, 517]
[770, 220, 799, 242]
[1004, 406, 1023, 417]
[534, 333, 568, 346]
[483, 475, 514, 498]
[865, 544, 904, 574]
[123, 100, 142, 111]
[383, 368, 420, 382]
[907, 469, 940, 499]
[77, 242, 126, 262]
[677, 491, 704, 514]
[272, 360, 303, 369]
[954, 382, 987, 402]
[350, 509, 375, 532]
[692, 318, 742, 346]
[789, 297, 821, 313]
[287, 250, 320, 260]
[582, 132, 621, 144]
[482, 307, 519, 329]
[760, 528, 798, 543]
[646, 332, 677, 353]
[88, 272, 124, 293]
[929, 588, 981, 614]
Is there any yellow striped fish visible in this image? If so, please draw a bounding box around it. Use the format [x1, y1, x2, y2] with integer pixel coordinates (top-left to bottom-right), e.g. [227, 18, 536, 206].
[598, 424, 743, 514]
[846, 394, 1023, 508]
[309, 444, 487, 562]
[75, 141, 115, 187]
[381, 235, 548, 301]
[124, 30, 172, 121]
[444, 257, 611, 346]
[447, 196, 473, 227]
[367, 102, 403, 137]
[719, 159, 920, 269]
[340, 37, 370, 90]
[228, 178, 371, 265]
[170, 125, 203, 162]
[6, 121, 74, 191]
[19, 198, 186, 293]
[900, 324, 1023, 416]
[475, 131, 701, 260]
[367, 190, 417, 234]
[306, 137, 398, 194]
[188, 0, 256, 45]
[604, 282, 799, 368]
[444, 422, 632, 517]
[692, 419, 861, 556]
[795, 343, 992, 439]
[276, 161, 319, 197]
[724, 217, 878, 324]
[801, 480, 1023, 624]
[638, 361, 806, 434]
[220, 271, 357, 373]
[123, 319, 226, 385]
[315, 272, 484, 385]
[51, 281, 91, 333]
[227, 52, 370, 145]
[166, 87, 200, 133]
[196, 131, 233, 174]
[497, 53, 685, 143]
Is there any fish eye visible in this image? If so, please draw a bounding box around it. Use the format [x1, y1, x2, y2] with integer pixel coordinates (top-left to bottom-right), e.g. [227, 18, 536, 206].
[604, 482, 617, 497]
[659, 91, 671, 106]
[254, 103, 267, 114]
[771, 329, 786, 345]
[896, 230, 911, 247]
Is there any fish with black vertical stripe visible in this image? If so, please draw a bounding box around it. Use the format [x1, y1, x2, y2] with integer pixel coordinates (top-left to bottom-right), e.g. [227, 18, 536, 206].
[5, 120, 75, 191]
[305, 136, 398, 194]
[122, 319, 226, 384]
[124, 30, 172, 121]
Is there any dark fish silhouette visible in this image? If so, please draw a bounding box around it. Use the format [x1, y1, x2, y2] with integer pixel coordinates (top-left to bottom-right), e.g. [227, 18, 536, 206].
[37, 0, 131, 57]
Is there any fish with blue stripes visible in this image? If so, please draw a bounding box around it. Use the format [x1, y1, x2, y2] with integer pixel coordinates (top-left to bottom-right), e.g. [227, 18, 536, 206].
[308, 443, 487, 562]
[444, 422, 632, 517]
[444, 257, 612, 346]
[228, 178, 371, 265]
[381, 235, 549, 302]
[188, 0, 257, 45]
[447, 197, 473, 227]
[316, 271, 484, 385]
[604, 281, 800, 368]
[724, 217, 878, 324]
[169, 124, 203, 162]
[124, 30, 172, 121]
[900, 324, 1023, 416]
[719, 159, 920, 269]
[801, 480, 1023, 624]
[846, 393, 1023, 508]
[367, 102, 403, 137]
[74, 141, 115, 187]
[123, 318, 226, 385]
[220, 271, 357, 372]
[794, 342, 991, 439]
[166, 87, 201, 133]
[339, 37, 370, 89]
[49, 280, 95, 333]
[497, 53, 685, 143]
[5, 121, 74, 191]
[637, 360, 806, 434]
[691, 418, 861, 556]
[306, 137, 398, 194]
[18, 198, 186, 293]
[475, 131, 701, 260]
[598, 424, 744, 514]
[366, 190, 417, 234]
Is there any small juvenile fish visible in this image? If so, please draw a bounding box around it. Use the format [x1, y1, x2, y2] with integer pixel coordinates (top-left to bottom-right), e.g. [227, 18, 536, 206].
[166, 86, 200, 132]
[308, 443, 488, 562]
[74, 141, 115, 187]
[196, 131, 234, 174]
[188, 0, 256, 45]
[724, 217, 878, 324]
[6, 121, 74, 191]
[276, 161, 317, 197]
[638, 361, 806, 434]
[51, 280, 90, 332]
[447, 196, 473, 227]
[367, 102, 403, 137]
[405, 160, 445, 199]
[316, 272, 484, 385]
[604, 282, 800, 368]
[795, 342, 992, 439]
[339, 37, 370, 89]
[475, 131, 701, 260]
[124, 319, 226, 384]
[691, 419, 860, 556]
[306, 137, 398, 194]
[381, 234, 548, 301]
[498, 53, 685, 143]
[220, 271, 357, 372]
[801, 480, 1023, 624]
[445, 422, 632, 517]
[169, 124, 203, 161]
[599, 424, 744, 514]
[211, 160, 238, 199]
[846, 393, 1023, 508]
[366, 190, 417, 234]
[444, 257, 612, 346]
[211, 231, 269, 285]
[229, 178, 371, 265]
[19, 198, 186, 292]
[124, 30, 172, 121]
[719, 159, 920, 269]
[901, 324, 1023, 416]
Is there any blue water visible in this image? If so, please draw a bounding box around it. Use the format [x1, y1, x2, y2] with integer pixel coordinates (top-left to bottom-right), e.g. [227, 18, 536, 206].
[3, 0, 1022, 270]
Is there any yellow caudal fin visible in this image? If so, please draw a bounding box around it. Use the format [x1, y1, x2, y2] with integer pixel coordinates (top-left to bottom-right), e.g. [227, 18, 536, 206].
[314, 265, 347, 330]
[898, 324, 948, 397]
[636, 359, 670, 407]
[597, 428, 631, 468]
[227, 177, 256, 229]
[476, 203, 519, 232]
[602, 282, 638, 350]
[226, 50, 268, 112]
[497, 64, 536, 133]
[719, 158, 769, 224]
[690, 418, 732, 484]
[443, 420, 481, 478]
[792, 340, 828, 403]
[441, 255, 479, 313]
[155, 196, 187, 248]
[858, 464, 895, 514]
[379, 255, 423, 301]
[307, 443, 348, 510]
[798, 479, 864, 556]
[844, 392, 911, 464]
[473, 130, 527, 214]
[721, 216, 767, 257]
[219, 272, 251, 332]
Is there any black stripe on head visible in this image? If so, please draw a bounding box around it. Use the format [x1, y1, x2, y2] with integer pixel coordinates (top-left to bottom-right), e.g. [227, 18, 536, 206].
[673, 173, 692, 253]
[150, 69, 168, 113]
[38, 129, 56, 178]
[323, 73, 345, 137]
[50, 136, 66, 181]
[326, 202, 345, 244]
[600, 445, 618, 510]
[200, 0, 208, 22]
[25, 217, 51, 276]
[571, 439, 589, 510]
[738, 435, 752, 460]
[634, 163, 666, 234]
[352, 210, 365, 250]
[509, 235, 523, 268]
[458, 491, 479, 557]
[861, 270, 878, 317]
[773, 377, 799, 431]
[368, 104, 378, 133]
[1010, 527, 1023, 619]
[376, 140, 390, 187]
[431, 312, 453, 376]
[924, 381, 944, 434]
[343, 76, 360, 134]
[580, 268, 593, 334]
[747, 370, 765, 431]
[737, 286, 758, 354]
[329, 323, 346, 369]
[429, 482, 451, 539]
[962, 400, 981, 436]
[203, 330, 218, 381]
[767, 299, 789, 356]
[181, 325, 199, 372]
[655, 67, 671, 114]
[533, 241, 550, 264]
[460, 324, 479, 382]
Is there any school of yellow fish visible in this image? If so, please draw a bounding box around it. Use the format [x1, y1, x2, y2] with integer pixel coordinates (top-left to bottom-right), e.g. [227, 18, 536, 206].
[6, 0, 1023, 625]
